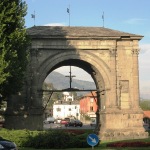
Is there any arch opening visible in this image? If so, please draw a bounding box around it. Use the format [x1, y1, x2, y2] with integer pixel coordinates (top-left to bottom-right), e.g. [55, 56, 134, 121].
[41, 58, 105, 131]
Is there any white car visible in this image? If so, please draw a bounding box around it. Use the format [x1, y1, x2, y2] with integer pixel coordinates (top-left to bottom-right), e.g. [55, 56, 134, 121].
[90, 118, 96, 126]
[44, 117, 55, 124]
[56, 118, 62, 124]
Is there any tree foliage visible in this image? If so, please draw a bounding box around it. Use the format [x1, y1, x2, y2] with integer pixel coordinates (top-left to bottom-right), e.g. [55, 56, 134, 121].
[140, 100, 150, 110]
[43, 82, 63, 105]
[0, 0, 29, 99]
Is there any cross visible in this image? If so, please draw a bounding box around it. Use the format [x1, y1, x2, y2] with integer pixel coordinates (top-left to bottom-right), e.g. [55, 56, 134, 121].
[65, 66, 76, 89]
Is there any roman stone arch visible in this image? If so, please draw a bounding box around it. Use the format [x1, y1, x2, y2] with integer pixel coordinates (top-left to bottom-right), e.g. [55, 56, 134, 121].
[37, 50, 110, 120]
[38, 51, 110, 91]
[4, 26, 148, 140]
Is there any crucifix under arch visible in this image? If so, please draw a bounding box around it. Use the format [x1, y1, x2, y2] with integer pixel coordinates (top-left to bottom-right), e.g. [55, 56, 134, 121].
[65, 66, 76, 89]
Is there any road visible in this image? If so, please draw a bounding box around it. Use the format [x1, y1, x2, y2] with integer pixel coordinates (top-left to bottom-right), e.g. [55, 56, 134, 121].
[44, 123, 150, 131]
[44, 122, 96, 130]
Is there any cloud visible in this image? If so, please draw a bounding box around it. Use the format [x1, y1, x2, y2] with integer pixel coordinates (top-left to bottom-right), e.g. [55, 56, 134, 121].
[139, 44, 150, 54]
[124, 18, 147, 25]
[44, 23, 66, 26]
[139, 44, 150, 70]
[139, 44, 150, 97]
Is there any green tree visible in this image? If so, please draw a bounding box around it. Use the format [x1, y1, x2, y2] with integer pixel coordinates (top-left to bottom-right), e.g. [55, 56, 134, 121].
[42, 82, 63, 106]
[140, 100, 150, 110]
[0, 0, 29, 99]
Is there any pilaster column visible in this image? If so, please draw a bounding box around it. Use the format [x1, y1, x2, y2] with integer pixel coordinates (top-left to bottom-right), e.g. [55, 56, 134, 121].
[94, 91, 101, 134]
[132, 48, 140, 108]
[109, 48, 117, 107]
[30, 49, 39, 107]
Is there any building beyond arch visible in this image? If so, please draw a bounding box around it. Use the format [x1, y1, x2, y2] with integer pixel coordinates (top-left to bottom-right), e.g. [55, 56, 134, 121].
[4, 26, 148, 140]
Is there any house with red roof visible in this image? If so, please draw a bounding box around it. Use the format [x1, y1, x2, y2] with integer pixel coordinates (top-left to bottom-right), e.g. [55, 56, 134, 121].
[79, 91, 98, 118]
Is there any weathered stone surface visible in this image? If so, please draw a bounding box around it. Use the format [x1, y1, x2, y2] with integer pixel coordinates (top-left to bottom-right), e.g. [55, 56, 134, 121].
[5, 26, 148, 140]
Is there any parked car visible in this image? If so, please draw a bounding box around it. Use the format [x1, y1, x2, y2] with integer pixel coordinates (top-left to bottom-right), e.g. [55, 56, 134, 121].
[44, 117, 55, 124]
[60, 118, 70, 125]
[90, 117, 96, 126]
[0, 137, 18, 150]
[55, 118, 62, 124]
[65, 119, 83, 127]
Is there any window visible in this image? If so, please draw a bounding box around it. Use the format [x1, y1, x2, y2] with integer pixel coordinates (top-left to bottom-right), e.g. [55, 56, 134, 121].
[68, 98, 72, 101]
[69, 108, 71, 111]
[56, 108, 61, 112]
[90, 106, 93, 111]
[90, 98, 94, 103]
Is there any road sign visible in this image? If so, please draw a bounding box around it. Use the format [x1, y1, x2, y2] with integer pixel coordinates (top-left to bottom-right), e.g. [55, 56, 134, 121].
[87, 134, 99, 147]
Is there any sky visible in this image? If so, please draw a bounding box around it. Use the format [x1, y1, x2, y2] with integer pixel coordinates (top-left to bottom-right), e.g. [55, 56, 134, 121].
[24, 0, 150, 99]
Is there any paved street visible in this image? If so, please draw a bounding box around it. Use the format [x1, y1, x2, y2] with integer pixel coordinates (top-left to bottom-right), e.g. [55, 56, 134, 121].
[44, 122, 96, 130]
[44, 123, 150, 133]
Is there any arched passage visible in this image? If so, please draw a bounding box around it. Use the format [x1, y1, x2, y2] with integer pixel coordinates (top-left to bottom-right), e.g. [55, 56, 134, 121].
[35, 50, 111, 135]
[35, 51, 111, 117]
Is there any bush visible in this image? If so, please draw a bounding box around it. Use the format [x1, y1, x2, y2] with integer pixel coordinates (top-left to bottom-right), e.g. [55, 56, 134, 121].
[0, 128, 38, 147]
[24, 130, 91, 149]
[26, 130, 71, 149]
[0, 129, 94, 149]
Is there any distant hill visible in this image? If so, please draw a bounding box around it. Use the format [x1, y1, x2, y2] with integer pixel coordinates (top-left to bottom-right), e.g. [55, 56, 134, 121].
[45, 71, 96, 94]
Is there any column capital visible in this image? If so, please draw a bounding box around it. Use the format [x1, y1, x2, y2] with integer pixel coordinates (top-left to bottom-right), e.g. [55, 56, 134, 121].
[132, 48, 140, 56]
[109, 48, 117, 57]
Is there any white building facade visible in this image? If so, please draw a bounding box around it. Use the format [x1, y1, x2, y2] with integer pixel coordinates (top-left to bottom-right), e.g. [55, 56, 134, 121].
[53, 101, 80, 120]
[53, 92, 81, 119]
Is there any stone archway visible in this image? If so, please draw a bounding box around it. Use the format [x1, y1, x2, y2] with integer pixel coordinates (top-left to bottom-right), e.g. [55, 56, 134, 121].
[5, 26, 148, 140]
